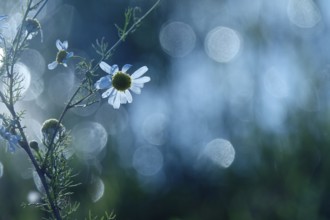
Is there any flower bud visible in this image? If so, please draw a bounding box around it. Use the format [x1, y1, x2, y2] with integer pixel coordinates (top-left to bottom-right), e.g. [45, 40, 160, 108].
[41, 119, 65, 146]
[29, 140, 39, 152]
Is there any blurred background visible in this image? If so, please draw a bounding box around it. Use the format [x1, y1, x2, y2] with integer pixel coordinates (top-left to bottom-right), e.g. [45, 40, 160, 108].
[1, 0, 330, 219]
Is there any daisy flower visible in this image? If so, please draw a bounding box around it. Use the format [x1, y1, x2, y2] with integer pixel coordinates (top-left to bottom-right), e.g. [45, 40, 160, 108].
[48, 39, 74, 70]
[95, 61, 150, 109]
[25, 18, 43, 42]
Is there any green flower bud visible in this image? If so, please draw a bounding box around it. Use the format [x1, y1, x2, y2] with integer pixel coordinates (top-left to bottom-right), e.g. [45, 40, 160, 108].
[41, 119, 65, 146]
[29, 140, 39, 152]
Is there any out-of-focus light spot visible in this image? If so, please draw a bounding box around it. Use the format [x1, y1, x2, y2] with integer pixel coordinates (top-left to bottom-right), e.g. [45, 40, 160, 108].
[27, 191, 41, 204]
[263, 67, 290, 99]
[13, 62, 31, 95]
[133, 146, 163, 176]
[20, 49, 46, 101]
[72, 121, 107, 160]
[71, 92, 100, 117]
[159, 21, 196, 57]
[47, 71, 75, 106]
[0, 47, 4, 68]
[94, 103, 128, 135]
[11, 149, 33, 179]
[205, 26, 241, 63]
[202, 139, 235, 168]
[2, 13, 21, 40]
[33, 171, 45, 193]
[23, 78, 44, 101]
[0, 161, 3, 178]
[226, 70, 254, 103]
[21, 118, 42, 144]
[256, 93, 287, 133]
[142, 113, 168, 146]
[89, 176, 105, 203]
[20, 49, 46, 76]
[287, 0, 321, 28]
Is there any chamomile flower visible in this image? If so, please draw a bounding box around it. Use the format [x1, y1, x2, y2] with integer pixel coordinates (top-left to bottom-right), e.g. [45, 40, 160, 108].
[25, 18, 43, 42]
[95, 61, 150, 109]
[48, 39, 74, 70]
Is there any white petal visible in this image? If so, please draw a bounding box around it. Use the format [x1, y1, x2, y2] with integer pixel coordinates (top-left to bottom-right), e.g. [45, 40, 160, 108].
[108, 91, 117, 105]
[132, 82, 144, 88]
[95, 76, 111, 89]
[130, 85, 141, 94]
[111, 65, 119, 75]
[48, 61, 58, 70]
[133, 76, 151, 84]
[56, 39, 68, 50]
[113, 92, 121, 109]
[62, 63, 67, 67]
[56, 39, 62, 50]
[102, 87, 114, 98]
[99, 61, 112, 74]
[125, 90, 133, 103]
[122, 64, 132, 73]
[66, 51, 74, 59]
[62, 41, 68, 50]
[131, 66, 148, 79]
[120, 92, 127, 104]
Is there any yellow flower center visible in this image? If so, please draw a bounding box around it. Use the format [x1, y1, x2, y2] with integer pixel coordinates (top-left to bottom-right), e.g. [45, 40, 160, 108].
[112, 71, 131, 91]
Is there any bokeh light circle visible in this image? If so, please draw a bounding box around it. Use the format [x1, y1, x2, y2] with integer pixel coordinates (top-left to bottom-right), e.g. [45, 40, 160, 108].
[263, 67, 290, 99]
[203, 139, 235, 168]
[94, 103, 128, 135]
[47, 71, 75, 106]
[72, 121, 108, 160]
[205, 26, 241, 63]
[287, 0, 321, 28]
[33, 171, 45, 194]
[13, 62, 31, 95]
[0, 161, 3, 178]
[159, 21, 196, 57]
[133, 146, 163, 176]
[142, 113, 168, 146]
[89, 176, 105, 203]
[0, 47, 4, 68]
[27, 191, 41, 204]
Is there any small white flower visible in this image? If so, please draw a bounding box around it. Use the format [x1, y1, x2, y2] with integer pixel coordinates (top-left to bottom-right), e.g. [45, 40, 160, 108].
[95, 61, 150, 109]
[48, 39, 74, 70]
